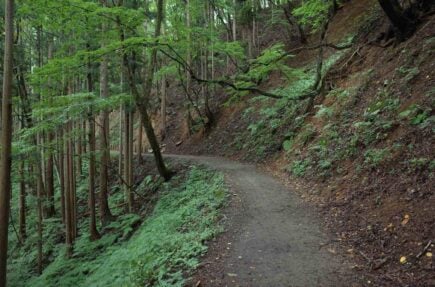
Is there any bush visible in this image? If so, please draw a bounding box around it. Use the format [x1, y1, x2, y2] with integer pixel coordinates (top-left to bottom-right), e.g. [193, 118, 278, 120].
[364, 148, 392, 168]
[289, 159, 312, 177]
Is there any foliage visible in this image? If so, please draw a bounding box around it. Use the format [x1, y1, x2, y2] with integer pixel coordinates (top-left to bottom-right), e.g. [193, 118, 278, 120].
[364, 148, 392, 168]
[9, 167, 226, 287]
[315, 105, 334, 119]
[288, 159, 312, 177]
[293, 0, 332, 30]
[233, 48, 346, 159]
[396, 66, 420, 82]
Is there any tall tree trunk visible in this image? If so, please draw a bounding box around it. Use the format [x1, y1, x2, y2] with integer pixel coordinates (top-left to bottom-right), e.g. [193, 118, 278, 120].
[128, 110, 134, 211]
[119, 104, 124, 182]
[123, 0, 172, 180]
[19, 160, 26, 242]
[140, 0, 171, 180]
[233, 0, 237, 41]
[124, 108, 132, 212]
[160, 75, 167, 140]
[57, 130, 66, 224]
[88, 113, 100, 240]
[99, 3, 114, 224]
[0, 0, 15, 283]
[77, 121, 83, 177]
[138, 115, 144, 162]
[87, 56, 100, 241]
[45, 131, 56, 217]
[18, 110, 27, 242]
[70, 122, 77, 240]
[45, 38, 55, 217]
[64, 123, 73, 256]
[70, 122, 78, 241]
[185, 0, 194, 135]
[36, 162, 44, 274]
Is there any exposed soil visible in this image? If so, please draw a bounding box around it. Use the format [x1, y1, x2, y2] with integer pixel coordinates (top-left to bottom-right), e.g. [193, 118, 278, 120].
[162, 155, 362, 287]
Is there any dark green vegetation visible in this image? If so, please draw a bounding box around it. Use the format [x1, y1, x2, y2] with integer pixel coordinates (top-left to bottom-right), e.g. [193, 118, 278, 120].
[0, 0, 433, 286]
[168, 1, 434, 286]
[8, 166, 226, 287]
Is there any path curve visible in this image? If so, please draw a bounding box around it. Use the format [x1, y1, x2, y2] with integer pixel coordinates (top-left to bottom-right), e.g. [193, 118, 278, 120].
[163, 154, 354, 287]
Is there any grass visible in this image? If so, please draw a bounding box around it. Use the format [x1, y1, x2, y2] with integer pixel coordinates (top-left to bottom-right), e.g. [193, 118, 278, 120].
[8, 166, 227, 287]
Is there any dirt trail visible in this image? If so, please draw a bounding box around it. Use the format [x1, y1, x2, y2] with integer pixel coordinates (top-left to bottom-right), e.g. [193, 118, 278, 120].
[164, 155, 357, 287]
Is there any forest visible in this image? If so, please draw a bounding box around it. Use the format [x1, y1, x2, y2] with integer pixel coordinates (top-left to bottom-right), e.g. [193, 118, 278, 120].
[0, 0, 434, 286]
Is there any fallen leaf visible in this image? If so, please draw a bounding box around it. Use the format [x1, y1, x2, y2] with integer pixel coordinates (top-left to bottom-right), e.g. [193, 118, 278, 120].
[384, 223, 394, 231]
[400, 256, 407, 264]
[426, 252, 433, 258]
[401, 214, 410, 225]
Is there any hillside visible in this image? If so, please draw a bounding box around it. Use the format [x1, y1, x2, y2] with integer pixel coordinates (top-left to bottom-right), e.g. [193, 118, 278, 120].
[161, 1, 435, 286]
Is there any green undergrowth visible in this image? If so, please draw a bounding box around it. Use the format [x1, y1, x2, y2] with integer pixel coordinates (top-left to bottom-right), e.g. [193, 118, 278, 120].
[284, 39, 435, 179]
[231, 46, 346, 160]
[8, 166, 227, 287]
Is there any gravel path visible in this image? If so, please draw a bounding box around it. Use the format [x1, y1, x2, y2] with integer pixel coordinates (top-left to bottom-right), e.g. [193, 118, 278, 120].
[163, 155, 355, 287]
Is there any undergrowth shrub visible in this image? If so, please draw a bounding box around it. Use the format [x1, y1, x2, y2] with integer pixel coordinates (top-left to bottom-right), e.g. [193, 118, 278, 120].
[364, 148, 392, 169]
[12, 167, 226, 287]
[288, 159, 312, 177]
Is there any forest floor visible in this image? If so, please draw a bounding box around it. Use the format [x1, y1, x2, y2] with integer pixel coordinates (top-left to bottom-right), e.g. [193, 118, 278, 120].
[161, 155, 363, 287]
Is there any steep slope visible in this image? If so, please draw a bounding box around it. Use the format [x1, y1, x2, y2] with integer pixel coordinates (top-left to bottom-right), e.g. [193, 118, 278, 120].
[163, 1, 435, 286]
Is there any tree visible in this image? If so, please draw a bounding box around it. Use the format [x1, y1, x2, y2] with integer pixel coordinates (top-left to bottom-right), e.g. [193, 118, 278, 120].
[378, 0, 416, 40]
[87, 61, 100, 241]
[139, 0, 173, 180]
[0, 0, 15, 285]
[99, 0, 114, 224]
[122, 0, 173, 181]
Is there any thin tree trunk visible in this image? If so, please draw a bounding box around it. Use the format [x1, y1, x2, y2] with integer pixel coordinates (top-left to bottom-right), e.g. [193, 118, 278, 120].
[161, 75, 167, 140]
[64, 123, 73, 257]
[36, 162, 44, 274]
[19, 160, 26, 242]
[119, 104, 124, 181]
[58, 130, 66, 224]
[128, 110, 134, 211]
[18, 110, 27, 242]
[138, 115, 143, 162]
[70, 121, 77, 240]
[77, 121, 83, 177]
[45, 37, 56, 218]
[45, 131, 56, 217]
[88, 114, 100, 240]
[186, 0, 193, 135]
[233, 0, 237, 41]
[124, 108, 131, 212]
